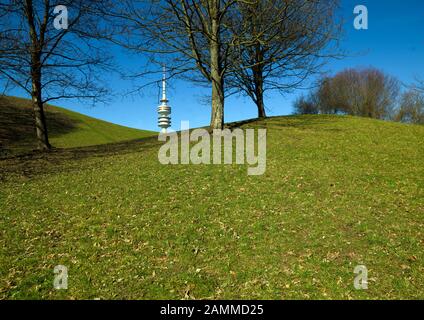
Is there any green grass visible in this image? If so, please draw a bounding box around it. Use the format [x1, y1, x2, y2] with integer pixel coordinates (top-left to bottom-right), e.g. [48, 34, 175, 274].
[0, 96, 155, 154]
[0, 114, 423, 299]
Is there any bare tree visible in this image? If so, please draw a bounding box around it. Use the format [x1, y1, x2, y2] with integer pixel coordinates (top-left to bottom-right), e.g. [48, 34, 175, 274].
[411, 77, 424, 93]
[0, 0, 114, 150]
[0, 79, 15, 96]
[292, 94, 319, 115]
[395, 90, 424, 124]
[228, 0, 341, 118]
[110, 0, 240, 130]
[311, 68, 400, 119]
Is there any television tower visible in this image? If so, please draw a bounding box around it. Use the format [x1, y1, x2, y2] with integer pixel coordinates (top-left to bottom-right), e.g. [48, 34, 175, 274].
[157, 66, 171, 133]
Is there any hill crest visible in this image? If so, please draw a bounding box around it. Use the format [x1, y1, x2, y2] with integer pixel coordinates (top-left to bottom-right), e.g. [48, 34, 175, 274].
[0, 95, 155, 155]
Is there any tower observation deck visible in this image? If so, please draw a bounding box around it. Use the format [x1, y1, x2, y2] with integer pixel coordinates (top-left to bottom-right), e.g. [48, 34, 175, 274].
[157, 67, 171, 133]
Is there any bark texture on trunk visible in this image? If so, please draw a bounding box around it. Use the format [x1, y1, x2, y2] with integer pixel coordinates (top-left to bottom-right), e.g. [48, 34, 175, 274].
[255, 94, 266, 118]
[252, 41, 266, 119]
[209, 0, 224, 130]
[25, 0, 50, 150]
[31, 75, 50, 150]
[210, 74, 224, 129]
[253, 74, 266, 118]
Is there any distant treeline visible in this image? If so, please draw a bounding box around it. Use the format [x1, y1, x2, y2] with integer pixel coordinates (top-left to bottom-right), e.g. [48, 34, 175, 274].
[293, 68, 424, 125]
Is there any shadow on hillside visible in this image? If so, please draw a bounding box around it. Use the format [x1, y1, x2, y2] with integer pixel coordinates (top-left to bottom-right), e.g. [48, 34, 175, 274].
[0, 96, 80, 154]
[0, 134, 160, 180]
[227, 115, 341, 130]
[0, 114, 342, 180]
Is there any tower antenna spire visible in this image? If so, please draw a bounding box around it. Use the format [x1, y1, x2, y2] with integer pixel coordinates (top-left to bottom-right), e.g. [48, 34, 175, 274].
[162, 65, 167, 103]
[158, 65, 171, 133]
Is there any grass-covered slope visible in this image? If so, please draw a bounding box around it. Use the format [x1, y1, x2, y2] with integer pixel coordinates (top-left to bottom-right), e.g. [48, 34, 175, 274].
[0, 115, 423, 299]
[0, 96, 155, 155]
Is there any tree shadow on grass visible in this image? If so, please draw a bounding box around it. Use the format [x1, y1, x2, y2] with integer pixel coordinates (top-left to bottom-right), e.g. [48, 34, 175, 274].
[0, 114, 343, 181]
[0, 134, 160, 180]
[0, 96, 80, 155]
[0, 95, 160, 180]
[227, 115, 343, 130]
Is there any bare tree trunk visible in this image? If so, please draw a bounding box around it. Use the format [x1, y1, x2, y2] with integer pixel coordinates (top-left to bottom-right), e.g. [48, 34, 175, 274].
[31, 74, 50, 150]
[253, 64, 266, 118]
[255, 93, 266, 118]
[210, 74, 224, 129]
[252, 33, 266, 119]
[253, 29, 266, 118]
[25, 0, 50, 150]
[209, 0, 224, 129]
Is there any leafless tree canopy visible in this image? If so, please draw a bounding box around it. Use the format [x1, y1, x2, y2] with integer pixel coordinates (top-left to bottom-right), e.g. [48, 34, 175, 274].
[295, 68, 401, 120]
[110, 0, 241, 129]
[411, 77, 424, 93]
[293, 94, 319, 115]
[0, 0, 115, 149]
[228, 0, 341, 118]
[395, 90, 424, 124]
[110, 0, 341, 126]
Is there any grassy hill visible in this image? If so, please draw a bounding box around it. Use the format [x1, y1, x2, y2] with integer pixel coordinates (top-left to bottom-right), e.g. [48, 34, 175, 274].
[0, 96, 155, 155]
[0, 113, 423, 299]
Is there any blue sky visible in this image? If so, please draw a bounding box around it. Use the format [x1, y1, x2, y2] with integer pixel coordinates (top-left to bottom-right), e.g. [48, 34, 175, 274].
[9, 0, 424, 132]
